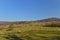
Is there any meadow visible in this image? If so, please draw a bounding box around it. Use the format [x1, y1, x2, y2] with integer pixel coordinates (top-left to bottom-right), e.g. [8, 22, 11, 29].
[0, 22, 60, 40]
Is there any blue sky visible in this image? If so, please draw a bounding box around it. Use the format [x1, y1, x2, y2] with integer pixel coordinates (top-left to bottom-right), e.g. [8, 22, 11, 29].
[0, 0, 60, 21]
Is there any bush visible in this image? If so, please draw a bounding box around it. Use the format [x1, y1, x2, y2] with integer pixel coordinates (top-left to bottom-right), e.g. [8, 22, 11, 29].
[42, 22, 60, 27]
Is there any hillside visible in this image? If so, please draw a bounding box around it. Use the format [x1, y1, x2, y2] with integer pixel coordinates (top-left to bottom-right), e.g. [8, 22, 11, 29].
[0, 17, 60, 28]
[0, 18, 60, 40]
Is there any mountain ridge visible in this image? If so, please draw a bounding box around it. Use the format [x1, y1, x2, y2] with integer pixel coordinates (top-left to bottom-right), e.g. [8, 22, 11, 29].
[0, 17, 60, 25]
[36, 17, 60, 22]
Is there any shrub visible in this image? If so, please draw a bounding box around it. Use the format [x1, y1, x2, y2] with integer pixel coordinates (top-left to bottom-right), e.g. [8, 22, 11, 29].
[42, 22, 60, 27]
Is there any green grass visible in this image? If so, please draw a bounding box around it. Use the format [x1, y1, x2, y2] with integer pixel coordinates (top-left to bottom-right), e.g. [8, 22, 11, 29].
[0, 24, 60, 40]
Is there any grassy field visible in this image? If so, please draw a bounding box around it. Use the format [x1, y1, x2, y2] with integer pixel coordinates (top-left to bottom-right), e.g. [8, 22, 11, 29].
[0, 24, 60, 40]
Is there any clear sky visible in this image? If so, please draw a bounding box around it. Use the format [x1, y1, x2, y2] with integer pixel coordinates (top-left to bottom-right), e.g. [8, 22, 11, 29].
[0, 0, 60, 21]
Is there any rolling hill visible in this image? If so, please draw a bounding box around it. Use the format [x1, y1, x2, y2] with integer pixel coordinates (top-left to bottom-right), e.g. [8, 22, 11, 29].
[0, 18, 60, 40]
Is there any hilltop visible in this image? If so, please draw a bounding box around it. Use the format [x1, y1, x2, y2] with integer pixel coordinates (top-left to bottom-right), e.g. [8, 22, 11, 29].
[36, 17, 60, 22]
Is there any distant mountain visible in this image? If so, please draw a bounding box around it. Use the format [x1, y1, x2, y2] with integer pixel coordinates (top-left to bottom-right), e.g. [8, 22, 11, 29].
[0, 21, 11, 25]
[0, 18, 60, 25]
[36, 18, 60, 22]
